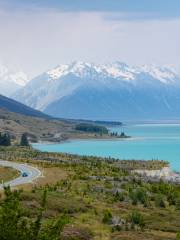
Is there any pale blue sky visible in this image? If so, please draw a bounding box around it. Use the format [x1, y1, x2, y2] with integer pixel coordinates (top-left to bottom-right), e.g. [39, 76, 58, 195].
[1, 0, 180, 17]
[0, 0, 179, 77]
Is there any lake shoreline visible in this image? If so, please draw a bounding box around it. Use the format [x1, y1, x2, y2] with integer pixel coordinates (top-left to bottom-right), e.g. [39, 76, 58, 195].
[32, 142, 180, 181]
[32, 124, 180, 172]
[32, 136, 140, 145]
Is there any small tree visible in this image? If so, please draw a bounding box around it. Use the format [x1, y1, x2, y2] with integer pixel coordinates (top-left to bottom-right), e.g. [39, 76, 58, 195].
[20, 133, 29, 146]
[0, 133, 11, 146]
[4, 133, 11, 146]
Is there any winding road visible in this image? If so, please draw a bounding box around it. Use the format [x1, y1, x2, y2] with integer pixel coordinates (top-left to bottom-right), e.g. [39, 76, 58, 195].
[0, 160, 41, 189]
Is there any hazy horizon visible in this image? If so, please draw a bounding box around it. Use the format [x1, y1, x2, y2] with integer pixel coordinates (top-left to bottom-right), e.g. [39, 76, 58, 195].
[0, 0, 180, 78]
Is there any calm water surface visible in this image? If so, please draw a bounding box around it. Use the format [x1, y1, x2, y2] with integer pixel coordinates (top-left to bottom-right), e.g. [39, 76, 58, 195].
[33, 124, 180, 171]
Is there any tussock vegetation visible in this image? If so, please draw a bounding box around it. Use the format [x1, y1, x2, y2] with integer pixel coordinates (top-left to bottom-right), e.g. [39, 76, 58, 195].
[0, 146, 179, 240]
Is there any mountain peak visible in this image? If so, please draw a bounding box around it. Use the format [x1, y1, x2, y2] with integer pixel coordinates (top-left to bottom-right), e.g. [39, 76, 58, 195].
[140, 64, 177, 83]
[47, 64, 69, 80]
[45, 61, 178, 84]
[13, 61, 180, 120]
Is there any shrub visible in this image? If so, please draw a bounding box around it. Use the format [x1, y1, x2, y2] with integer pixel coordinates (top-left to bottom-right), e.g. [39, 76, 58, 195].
[114, 192, 125, 202]
[102, 209, 112, 224]
[175, 197, 180, 210]
[176, 232, 180, 240]
[0, 186, 68, 240]
[130, 191, 138, 205]
[129, 188, 148, 206]
[155, 194, 166, 208]
[129, 211, 145, 229]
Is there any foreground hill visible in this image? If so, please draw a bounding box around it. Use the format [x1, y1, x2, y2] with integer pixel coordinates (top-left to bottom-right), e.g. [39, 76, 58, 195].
[14, 61, 180, 120]
[0, 94, 49, 118]
[0, 146, 179, 240]
[0, 94, 122, 142]
[0, 108, 114, 142]
[0, 108, 74, 142]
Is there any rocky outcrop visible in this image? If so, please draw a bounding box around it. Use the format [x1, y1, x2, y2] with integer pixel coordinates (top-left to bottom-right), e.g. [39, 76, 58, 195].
[133, 167, 180, 184]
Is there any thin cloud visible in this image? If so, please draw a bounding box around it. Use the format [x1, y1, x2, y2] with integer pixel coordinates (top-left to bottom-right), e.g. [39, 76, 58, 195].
[0, 7, 179, 77]
[1, 0, 180, 19]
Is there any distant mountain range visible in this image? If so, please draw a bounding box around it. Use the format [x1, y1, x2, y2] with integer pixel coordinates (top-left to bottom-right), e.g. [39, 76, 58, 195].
[12, 61, 180, 121]
[0, 63, 28, 96]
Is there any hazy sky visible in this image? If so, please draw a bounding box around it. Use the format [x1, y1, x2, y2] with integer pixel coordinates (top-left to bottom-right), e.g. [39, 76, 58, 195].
[0, 0, 180, 78]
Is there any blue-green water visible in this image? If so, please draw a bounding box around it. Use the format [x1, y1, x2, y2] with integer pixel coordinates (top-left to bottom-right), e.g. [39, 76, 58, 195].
[33, 124, 180, 171]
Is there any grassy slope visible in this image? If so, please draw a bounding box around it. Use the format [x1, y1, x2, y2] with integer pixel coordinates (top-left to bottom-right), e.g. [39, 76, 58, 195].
[1, 147, 179, 240]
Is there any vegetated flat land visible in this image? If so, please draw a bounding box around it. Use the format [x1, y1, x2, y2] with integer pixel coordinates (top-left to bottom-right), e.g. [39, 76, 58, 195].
[0, 146, 179, 240]
[0, 166, 19, 182]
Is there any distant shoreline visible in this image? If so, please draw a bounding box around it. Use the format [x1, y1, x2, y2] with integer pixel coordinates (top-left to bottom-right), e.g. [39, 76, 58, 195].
[123, 121, 180, 125]
[32, 135, 139, 146]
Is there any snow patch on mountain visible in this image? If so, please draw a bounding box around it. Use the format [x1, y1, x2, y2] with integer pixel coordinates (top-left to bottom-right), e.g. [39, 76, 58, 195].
[46, 61, 178, 84]
[47, 64, 69, 80]
[140, 65, 177, 84]
[103, 62, 135, 80]
[13, 61, 180, 120]
[0, 63, 28, 96]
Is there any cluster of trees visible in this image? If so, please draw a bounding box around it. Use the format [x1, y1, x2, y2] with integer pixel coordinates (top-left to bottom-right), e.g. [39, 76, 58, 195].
[0, 186, 68, 240]
[0, 133, 11, 146]
[75, 123, 108, 134]
[102, 209, 145, 231]
[0, 132, 29, 147]
[114, 182, 180, 210]
[110, 131, 129, 138]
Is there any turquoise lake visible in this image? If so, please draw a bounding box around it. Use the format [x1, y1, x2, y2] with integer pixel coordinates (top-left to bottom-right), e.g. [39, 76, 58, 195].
[33, 124, 180, 171]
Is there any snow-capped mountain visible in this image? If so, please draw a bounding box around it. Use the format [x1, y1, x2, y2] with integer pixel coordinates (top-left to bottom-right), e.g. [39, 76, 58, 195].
[14, 61, 180, 120]
[0, 63, 28, 97]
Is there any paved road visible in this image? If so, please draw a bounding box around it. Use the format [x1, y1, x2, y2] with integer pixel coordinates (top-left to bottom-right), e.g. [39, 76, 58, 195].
[0, 160, 41, 189]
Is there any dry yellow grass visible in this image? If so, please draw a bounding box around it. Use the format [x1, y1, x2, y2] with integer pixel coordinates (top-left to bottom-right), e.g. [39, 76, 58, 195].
[17, 164, 69, 191]
[111, 230, 176, 240]
[0, 166, 19, 182]
[35, 166, 69, 186]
